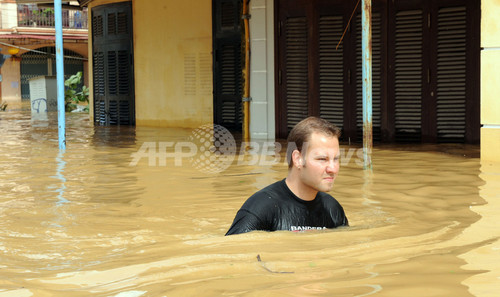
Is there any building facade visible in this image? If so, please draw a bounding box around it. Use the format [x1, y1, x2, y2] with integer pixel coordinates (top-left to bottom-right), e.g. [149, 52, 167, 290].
[78, 0, 498, 161]
[0, 0, 88, 109]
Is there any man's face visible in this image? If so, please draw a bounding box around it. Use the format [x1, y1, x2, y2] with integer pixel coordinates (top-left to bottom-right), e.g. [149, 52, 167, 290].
[298, 132, 340, 193]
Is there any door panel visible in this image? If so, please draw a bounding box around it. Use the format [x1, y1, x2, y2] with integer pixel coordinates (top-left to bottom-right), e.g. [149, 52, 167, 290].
[393, 9, 423, 142]
[436, 6, 467, 142]
[275, 0, 479, 143]
[284, 16, 309, 131]
[213, 0, 243, 130]
[318, 15, 344, 130]
[92, 2, 134, 126]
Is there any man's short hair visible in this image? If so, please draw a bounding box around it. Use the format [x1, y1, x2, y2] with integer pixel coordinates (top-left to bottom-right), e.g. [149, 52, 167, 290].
[286, 116, 341, 168]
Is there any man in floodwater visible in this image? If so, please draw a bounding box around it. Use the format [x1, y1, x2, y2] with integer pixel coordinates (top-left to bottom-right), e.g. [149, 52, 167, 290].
[225, 116, 348, 235]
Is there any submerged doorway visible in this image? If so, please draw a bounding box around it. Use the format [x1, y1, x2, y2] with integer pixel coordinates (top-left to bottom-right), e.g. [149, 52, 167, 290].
[91, 2, 135, 126]
[275, 0, 480, 144]
[212, 0, 243, 131]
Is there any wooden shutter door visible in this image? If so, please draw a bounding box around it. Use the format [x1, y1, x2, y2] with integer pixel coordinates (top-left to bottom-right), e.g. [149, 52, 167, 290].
[436, 5, 466, 142]
[213, 0, 242, 129]
[92, 2, 134, 126]
[318, 14, 344, 130]
[284, 16, 309, 131]
[393, 9, 423, 142]
[92, 8, 106, 125]
[276, 0, 309, 137]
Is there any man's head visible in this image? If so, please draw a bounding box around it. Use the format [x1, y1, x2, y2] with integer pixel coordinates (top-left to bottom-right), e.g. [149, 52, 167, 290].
[287, 117, 341, 169]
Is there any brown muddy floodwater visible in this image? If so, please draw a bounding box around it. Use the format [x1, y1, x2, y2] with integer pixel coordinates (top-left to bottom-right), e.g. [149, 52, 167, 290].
[0, 111, 499, 297]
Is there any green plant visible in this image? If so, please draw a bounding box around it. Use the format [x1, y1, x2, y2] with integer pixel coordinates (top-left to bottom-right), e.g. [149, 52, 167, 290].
[32, 8, 55, 26]
[64, 71, 89, 112]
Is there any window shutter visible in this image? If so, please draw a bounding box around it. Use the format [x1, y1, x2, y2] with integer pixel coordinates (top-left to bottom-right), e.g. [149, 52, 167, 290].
[394, 10, 423, 142]
[284, 16, 309, 131]
[436, 6, 466, 142]
[318, 15, 344, 129]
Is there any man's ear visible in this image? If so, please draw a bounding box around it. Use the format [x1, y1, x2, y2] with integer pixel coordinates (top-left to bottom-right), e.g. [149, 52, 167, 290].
[291, 149, 302, 168]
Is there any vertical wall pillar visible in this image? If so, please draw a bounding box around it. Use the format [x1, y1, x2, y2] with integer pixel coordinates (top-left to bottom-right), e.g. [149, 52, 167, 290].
[481, 0, 500, 163]
[249, 0, 275, 140]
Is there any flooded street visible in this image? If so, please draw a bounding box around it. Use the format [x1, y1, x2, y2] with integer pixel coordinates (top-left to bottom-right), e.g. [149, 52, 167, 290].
[0, 111, 499, 297]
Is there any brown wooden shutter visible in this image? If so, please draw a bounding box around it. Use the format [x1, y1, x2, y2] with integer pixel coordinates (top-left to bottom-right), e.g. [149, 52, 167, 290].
[436, 6, 466, 142]
[394, 9, 423, 142]
[318, 15, 344, 129]
[284, 16, 309, 131]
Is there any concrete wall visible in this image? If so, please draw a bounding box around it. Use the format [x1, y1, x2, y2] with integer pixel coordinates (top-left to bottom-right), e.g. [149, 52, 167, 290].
[0, 2, 18, 29]
[134, 0, 213, 128]
[0, 48, 21, 106]
[88, 0, 213, 128]
[481, 0, 500, 163]
[249, 0, 275, 140]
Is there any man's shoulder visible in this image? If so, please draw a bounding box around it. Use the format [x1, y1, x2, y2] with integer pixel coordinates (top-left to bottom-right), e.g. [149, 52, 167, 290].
[242, 180, 287, 208]
[316, 191, 348, 224]
[316, 191, 343, 207]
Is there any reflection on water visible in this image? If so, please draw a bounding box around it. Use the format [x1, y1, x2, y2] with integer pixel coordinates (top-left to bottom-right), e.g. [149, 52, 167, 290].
[0, 111, 499, 296]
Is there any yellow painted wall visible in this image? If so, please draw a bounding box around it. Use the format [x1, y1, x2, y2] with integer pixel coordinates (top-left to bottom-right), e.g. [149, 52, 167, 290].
[0, 49, 21, 107]
[134, 0, 213, 128]
[88, 0, 213, 128]
[481, 0, 500, 163]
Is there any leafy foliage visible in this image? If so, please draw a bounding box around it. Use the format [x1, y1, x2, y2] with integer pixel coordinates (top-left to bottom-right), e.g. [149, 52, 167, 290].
[64, 72, 89, 112]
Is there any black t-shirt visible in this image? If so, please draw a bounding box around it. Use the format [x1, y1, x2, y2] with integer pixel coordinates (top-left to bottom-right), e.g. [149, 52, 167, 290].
[225, 179, 348, 235]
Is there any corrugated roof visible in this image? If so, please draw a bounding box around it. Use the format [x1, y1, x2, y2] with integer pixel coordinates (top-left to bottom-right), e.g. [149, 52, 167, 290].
[15, 1, 86, 7]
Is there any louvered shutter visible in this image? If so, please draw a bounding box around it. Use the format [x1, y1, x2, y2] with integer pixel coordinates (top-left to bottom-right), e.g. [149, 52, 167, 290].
[436, 6, 466, 142]
[284, 17, 309, 131]
[92, 2, 134, 126]
[93, 51, 106, 124]
[213, 0, 242, 129]
[218, 42, 242, 127]
[394, 10, 423, 142]
[356, 12, 382, 142]
[318, 15, 344, 129]
[92, 9, 106, 124]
